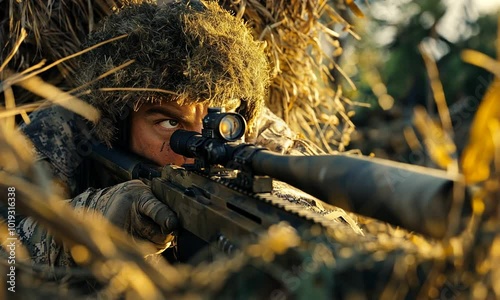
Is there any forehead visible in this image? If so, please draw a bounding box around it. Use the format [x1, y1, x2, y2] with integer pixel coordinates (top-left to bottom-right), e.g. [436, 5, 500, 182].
[135, 99, 240, 114]
[136, 101, 203, 112]
[134, 101, 209, 122]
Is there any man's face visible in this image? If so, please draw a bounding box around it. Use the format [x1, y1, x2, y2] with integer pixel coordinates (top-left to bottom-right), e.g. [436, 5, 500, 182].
[130, 101, 208, 166]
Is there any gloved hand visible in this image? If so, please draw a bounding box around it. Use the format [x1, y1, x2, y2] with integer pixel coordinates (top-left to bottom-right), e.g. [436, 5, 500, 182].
[70, 180, 178, 253]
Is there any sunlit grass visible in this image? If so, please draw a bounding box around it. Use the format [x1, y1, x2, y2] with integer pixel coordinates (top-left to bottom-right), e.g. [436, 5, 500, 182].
[1, 1, 499, 299]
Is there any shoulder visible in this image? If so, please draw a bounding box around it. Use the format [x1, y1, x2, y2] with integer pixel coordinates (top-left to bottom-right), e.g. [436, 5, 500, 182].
[248, 106, 322, 155]
[20, 106, 95, 196]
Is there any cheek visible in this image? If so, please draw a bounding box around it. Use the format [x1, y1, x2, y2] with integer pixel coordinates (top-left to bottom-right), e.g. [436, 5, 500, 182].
[156, 144, 187, 166]
[130, 122, 187, 166]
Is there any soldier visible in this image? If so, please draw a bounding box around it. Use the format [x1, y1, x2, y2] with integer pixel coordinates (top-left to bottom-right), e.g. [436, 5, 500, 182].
[13, 0, 326, 272]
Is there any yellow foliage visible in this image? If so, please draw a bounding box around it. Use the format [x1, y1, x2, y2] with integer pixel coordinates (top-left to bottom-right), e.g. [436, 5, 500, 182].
[461, 79, 500, 183]
[345, 0, 365, 18]
[246, 222, 301, 262]
[413, 107, 456, 170]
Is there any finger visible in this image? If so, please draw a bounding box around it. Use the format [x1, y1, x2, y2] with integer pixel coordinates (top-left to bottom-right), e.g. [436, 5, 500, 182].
[137, 195, 179, 233]
[132, 216, 175, 250]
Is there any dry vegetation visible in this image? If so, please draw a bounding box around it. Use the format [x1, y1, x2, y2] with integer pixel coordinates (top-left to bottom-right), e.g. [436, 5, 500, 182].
[218, 0, 364, 152]
[1, 0, 499, 299]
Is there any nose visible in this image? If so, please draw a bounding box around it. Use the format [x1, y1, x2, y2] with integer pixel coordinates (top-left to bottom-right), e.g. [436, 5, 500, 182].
[191, 121, 203, 134]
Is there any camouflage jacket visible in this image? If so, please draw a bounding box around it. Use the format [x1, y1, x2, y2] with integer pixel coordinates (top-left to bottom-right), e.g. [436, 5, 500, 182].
[2, 105, 360, 278]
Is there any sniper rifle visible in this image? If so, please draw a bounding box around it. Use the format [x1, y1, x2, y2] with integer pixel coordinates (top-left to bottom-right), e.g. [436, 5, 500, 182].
[90, 108, 471, 260]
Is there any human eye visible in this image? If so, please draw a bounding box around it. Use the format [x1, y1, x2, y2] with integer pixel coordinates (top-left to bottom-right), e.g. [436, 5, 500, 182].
[158, 119, 180, 129]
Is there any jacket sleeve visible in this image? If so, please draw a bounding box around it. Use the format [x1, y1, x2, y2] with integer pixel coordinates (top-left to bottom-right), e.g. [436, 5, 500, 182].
[5, 188, 97, 276]
[20, 105, 95, 197]
[0, 106, 94, 274]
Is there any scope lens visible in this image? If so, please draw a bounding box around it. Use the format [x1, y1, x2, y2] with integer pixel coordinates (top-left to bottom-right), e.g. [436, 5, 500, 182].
[219, 114, 245, 141]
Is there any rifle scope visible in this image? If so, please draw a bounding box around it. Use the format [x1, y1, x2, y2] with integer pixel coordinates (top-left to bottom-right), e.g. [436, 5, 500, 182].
[201, 107, 246, 142]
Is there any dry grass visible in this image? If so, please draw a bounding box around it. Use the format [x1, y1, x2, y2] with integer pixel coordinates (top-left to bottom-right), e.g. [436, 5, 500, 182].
[1, 1, 500, 299]
[219, 0, 363, 152]
[1, 60, 499, 298]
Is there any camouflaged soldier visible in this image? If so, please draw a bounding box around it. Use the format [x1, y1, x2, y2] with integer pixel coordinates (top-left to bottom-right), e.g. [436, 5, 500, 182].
[14, 0, 345, 272]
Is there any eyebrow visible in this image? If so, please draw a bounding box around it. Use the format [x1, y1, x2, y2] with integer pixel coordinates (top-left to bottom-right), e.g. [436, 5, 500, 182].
[144, 106, 189, 122]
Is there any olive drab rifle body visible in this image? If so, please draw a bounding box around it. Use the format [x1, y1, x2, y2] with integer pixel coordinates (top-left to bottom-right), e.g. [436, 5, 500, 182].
[90, 108, 471, 258]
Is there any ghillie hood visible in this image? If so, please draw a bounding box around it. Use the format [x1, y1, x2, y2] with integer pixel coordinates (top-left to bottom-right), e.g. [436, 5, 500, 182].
[74, 0, 270, 144]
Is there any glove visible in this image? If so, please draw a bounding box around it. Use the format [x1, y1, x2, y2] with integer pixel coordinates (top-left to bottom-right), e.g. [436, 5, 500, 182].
[71, 180, 178, 253]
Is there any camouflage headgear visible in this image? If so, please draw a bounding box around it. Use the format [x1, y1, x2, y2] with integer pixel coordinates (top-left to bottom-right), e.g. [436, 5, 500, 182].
[75, 0, 270, 144]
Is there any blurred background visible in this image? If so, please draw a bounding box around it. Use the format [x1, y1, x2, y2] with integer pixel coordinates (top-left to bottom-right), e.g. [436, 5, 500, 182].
[338, 0, 499, 167]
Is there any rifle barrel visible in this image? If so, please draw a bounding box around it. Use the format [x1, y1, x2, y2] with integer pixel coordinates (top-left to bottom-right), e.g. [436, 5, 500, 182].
[251, 150, 470, 239]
